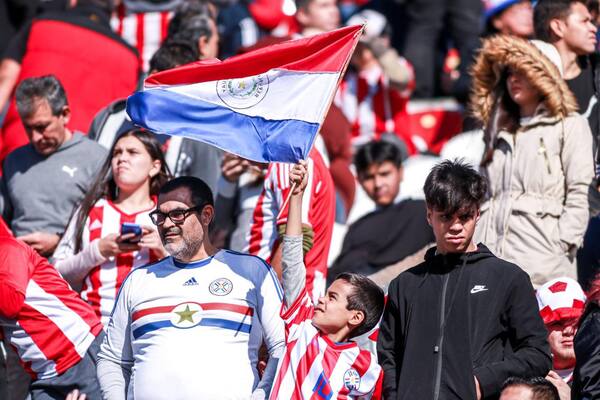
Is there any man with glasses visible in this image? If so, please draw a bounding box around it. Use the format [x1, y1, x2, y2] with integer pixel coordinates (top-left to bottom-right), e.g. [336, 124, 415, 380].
[97, 176, 285, 400]
[0, 75, 106, 257]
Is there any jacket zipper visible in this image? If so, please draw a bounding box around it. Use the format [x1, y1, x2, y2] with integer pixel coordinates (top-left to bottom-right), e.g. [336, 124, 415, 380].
[539, 137, 552, 174]
[433, 272, 450, 400]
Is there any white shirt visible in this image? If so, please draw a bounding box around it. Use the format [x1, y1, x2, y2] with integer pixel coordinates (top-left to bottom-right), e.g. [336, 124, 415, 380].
[98, 250, 285, 399]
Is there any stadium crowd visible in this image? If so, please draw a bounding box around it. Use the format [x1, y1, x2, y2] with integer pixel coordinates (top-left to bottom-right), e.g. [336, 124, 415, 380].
[1, 0, 600, 398]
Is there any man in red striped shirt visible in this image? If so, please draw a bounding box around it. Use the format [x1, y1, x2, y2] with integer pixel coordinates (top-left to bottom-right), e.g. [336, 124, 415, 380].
[0, 236, 103, 399]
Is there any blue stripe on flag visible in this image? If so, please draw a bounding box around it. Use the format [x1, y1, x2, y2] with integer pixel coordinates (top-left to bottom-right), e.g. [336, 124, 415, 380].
[126, 89, 319, 163]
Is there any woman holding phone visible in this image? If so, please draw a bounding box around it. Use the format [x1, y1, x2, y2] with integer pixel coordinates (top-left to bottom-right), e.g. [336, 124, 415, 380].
[53, 129, 171, 325]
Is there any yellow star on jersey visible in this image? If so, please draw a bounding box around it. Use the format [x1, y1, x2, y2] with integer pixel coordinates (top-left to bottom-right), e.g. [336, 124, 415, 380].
[175, 305, 198, 324]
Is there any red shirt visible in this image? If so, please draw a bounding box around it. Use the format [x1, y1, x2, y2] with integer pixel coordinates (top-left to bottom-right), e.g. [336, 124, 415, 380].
[0, 237, 102, 379]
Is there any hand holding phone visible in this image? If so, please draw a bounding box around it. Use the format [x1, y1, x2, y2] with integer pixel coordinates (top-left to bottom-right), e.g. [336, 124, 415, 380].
[120, 223, 143, 243]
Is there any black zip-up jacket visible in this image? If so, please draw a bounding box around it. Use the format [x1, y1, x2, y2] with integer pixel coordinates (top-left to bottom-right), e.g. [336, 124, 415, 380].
[377, 244, 551, 400]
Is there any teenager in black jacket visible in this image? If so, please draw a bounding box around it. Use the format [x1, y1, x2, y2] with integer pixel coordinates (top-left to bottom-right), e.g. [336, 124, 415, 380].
[377, 160, 551, 400]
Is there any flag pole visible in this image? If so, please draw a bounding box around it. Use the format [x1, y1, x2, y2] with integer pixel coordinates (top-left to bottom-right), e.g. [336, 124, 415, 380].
[276, 24, 365, 221]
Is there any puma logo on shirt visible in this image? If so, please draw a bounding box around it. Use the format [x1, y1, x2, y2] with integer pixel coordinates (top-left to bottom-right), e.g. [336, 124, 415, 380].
[62, 165, 78, 178]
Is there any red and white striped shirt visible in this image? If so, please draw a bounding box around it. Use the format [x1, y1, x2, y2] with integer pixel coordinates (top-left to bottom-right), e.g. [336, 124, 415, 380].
[111, 5, 172, 72]
[246, 148, 335, 301]
[270, 287, 382, 399]
[335, 64, 415, 153]
[54, 198, 158, 325]
[0, 238, 102, 380]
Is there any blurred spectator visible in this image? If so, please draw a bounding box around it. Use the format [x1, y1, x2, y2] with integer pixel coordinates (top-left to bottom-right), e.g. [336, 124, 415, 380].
[0, 0, 35, 56]
[401, 0, 482, 99]
[536, 277, 587, 399]
[0, 236, 104, 399]
[90, 12, 224, 193]
[213, 152, 267, 250]
[534, 0, 600, 288]
[484, 0, 534, 38]
[0, 76, 107, 256]
[53, 130, 170, 325]
[111, 0, 183, 72]
[0, 0, 139, 167]
[329, 140, 434, 283]
[247, 148, 335, 302]
[377, 160, 551, 399]
[572, 274, 600, 398]
[471, 35, 594, 287]
[499, 377, 560, 400]
[335, 10, 416, 154]
[534, 0, 598, 152]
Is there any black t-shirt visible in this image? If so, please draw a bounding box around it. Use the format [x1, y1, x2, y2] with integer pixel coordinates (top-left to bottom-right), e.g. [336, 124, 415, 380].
[567, 58, 599, 154]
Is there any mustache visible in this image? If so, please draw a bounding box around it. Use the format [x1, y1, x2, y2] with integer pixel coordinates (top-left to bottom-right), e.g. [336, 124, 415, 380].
[161, 227, 183, 236]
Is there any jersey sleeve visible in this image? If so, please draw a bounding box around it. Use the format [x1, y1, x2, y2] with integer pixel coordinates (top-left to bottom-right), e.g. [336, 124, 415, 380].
[280, 286, 314, 341]
[256, 259, 285, 354]
[0, 239, 33, 319]
[98, 271, 134, 367]
[0, 239, 32, 294]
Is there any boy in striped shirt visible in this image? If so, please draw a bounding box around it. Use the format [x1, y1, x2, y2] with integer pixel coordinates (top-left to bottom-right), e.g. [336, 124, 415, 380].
[270, 161, 385, 400]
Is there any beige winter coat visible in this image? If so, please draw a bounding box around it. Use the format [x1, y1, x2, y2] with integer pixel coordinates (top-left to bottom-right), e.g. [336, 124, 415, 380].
[470, 36, 595, 287]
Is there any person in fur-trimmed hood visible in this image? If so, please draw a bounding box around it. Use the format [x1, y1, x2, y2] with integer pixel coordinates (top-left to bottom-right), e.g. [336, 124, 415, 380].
[471, 34, 595, 287]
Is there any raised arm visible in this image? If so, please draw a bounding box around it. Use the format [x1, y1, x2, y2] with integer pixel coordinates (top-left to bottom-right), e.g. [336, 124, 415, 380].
[281, 161, 309, 306]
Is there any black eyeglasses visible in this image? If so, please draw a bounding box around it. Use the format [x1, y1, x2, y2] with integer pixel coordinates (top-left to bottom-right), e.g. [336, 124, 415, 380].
[149, 206, 204, 226]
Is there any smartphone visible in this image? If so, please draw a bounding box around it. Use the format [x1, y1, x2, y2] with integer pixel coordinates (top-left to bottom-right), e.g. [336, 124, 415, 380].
[120, 223, 143, 243]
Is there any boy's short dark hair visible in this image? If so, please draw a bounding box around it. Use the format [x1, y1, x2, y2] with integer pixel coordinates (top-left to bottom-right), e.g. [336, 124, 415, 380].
[159, 176, 214, 208]
[354, 140, 403, 175]
[423, 159, 488, 215]
[501, 377, 560, 400]
[534, 0, 583, 42]
[150, 39, 198, 73]
[335, 272, 385, 338]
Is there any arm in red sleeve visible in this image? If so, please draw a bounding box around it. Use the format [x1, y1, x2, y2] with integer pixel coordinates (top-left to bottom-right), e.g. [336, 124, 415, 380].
[0, 238, 32, 318]
[0, 282, 25, 319]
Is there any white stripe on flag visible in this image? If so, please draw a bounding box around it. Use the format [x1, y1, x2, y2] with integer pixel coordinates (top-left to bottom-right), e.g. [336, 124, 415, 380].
[151, 69, 339, 124]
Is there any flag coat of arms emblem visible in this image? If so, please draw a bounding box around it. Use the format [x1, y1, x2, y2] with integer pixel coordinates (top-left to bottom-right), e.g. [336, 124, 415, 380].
[126, 25, 363, 163]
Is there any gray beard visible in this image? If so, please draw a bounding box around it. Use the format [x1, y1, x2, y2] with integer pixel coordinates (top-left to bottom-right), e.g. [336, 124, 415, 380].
[165, 237, 203, 262]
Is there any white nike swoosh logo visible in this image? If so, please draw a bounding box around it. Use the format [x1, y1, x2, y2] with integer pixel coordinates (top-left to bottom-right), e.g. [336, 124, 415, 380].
[470, 288, 488, 294]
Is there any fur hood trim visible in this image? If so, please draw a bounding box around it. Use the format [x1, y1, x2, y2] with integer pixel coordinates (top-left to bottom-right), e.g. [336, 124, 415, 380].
[470, 35, 578, 126]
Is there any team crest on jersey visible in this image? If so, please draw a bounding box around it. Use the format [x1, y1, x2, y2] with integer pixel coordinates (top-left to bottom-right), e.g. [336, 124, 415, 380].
[343, 368, 361, 391]
[216, 74, 269, 109]
[170, 302, 203, 329]
[209, 278, 233, 296]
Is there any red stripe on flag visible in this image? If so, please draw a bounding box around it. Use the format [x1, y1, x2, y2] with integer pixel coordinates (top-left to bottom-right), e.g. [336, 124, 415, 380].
[145, 25, 362, 86]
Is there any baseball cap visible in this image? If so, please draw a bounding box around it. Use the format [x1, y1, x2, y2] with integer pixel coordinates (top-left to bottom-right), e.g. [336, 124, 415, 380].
[483, 0, 525, 21]
[536, 277, 586, 325]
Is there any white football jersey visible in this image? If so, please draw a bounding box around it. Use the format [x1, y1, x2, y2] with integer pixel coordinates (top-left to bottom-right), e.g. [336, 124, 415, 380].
[99, 250, 285, 399]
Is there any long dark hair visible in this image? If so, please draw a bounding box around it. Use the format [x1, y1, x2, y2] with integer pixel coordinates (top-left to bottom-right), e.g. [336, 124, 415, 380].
[73, 129, 171, 252]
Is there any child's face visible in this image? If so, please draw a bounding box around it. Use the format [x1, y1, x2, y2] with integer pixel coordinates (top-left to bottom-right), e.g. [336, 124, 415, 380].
[427, 206, 480, 254]
[312, 279, 360, 336]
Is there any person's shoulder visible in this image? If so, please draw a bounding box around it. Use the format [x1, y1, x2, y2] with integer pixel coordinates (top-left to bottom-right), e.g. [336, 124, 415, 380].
[0, 236, 29, 253]
[216, 249, 274, 274]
